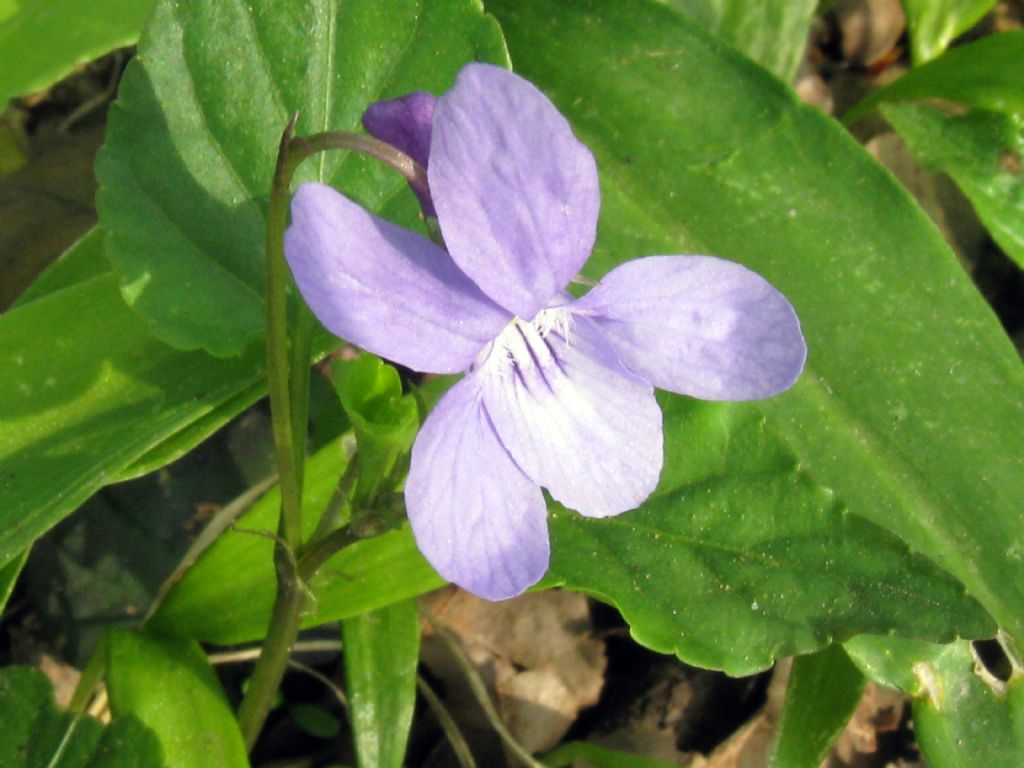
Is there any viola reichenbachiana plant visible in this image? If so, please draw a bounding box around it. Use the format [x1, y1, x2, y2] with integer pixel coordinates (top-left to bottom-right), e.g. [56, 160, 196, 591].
[285, 63, 807, 599]
[3, 1, 1024, 766]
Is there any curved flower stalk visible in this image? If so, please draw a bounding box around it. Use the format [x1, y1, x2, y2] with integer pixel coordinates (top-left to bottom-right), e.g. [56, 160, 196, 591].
[284, 63, 806, 600]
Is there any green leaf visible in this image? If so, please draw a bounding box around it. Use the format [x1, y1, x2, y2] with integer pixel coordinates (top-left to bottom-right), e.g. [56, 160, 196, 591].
[0, 665, 163, 768]
[882, 102, 1024, 270]
[104, 627, 249, 768]
[767, 645, 865, 768]
[543, 741, 680, 768]
[10, 227, 109, 309]
[0, 269, 264, 567]
[0, 0, 152, 107]
[662, 0, 816, 81]
[489, 0, 1024, 651]
[342, 600, 420, 768]
[96, 0, 508, 356]
[902, 0, 998, 64]
[0, 548, 27, 614]
[844, 635, 1024, 768]
[915, 654, 1024, 768]
[147, 436, 442, 644]
[545, 398, 993, 675]
[332, 356, 419, 504]
[290, 703, 341, 739]
[845, 30, 1024, 123]
[844, 634, 955, 693]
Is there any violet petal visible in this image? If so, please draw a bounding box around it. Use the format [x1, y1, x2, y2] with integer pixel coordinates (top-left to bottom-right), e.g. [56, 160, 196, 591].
[362, 92, 436, 216]
[362, 92, 435, 169]
[429, 63, 600, 318]
[574, 256, 807, 400]
[285, 182, 510, 374]
[405, 375, 550, 600]
[481, 313, 663, 518]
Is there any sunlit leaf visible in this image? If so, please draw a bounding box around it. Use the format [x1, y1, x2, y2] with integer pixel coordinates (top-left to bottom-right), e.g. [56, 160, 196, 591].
[902, 0, 998, 64]
[0, 0, 152, 107]
[663, 0, 816, 80]
[342, 601, 420, 768]
[105, 628, 249, 768]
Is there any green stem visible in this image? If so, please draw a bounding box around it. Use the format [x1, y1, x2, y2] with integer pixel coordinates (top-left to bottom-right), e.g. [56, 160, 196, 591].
[289, 131, 429, 205]
[236, 118, 426, 750]
[298, 525, 360, 580]
[289, 304, 315, 494]
[236, 114, 306, 748]
[417, 675, 477, 768]
[264, 112, 304, 552]
[237, 542, 306, 750]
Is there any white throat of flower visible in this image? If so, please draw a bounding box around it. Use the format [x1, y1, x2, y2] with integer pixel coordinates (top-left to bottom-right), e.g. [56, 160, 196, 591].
[476, 307, 574, 377]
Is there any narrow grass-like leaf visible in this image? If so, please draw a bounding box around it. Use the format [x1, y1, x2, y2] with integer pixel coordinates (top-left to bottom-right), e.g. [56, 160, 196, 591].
[343, 601, 420, 768]
[902, 0, 998, 64]
[0, 549, 26, 614]
[845, 30, 1024, 123]
[768, 645, 865, 768]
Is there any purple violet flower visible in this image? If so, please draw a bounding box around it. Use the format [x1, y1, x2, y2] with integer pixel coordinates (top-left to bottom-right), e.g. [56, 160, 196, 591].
[284, 63, 806, 600]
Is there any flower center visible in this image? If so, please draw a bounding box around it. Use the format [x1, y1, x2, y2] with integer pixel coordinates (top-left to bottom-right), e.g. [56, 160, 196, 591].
[476, 307, 574, 377]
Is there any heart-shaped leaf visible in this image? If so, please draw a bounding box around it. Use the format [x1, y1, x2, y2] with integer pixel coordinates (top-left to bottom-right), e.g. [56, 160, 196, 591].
[97, 0, 508, 356]
[489, 0, 1024, 650]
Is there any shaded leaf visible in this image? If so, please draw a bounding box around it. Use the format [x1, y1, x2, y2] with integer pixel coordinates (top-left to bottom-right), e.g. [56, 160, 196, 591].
[882, 102, 1024, 269]
[0, 123, 102, 310]
[0, 665, 162, 768]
